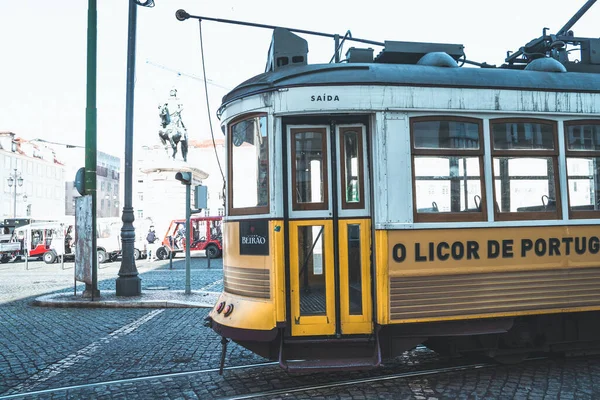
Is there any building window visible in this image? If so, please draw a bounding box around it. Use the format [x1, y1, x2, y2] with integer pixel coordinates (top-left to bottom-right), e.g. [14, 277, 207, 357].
[228, 114, 269, 215]
[491, 119, 560, 221]
[411, 117, 485, 222]
[137, 210, 144, 218]
[565, 120, 600, 219]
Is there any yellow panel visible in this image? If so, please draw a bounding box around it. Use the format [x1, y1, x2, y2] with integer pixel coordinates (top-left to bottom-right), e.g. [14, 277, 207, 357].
[289, 220, 335, 336]
[387, 225, 600, 277]
[386, 225, 600, 323]
[375, 230, 389, 324]
[210, 292, 276, 330]
[270, 220, 286, 322]
[219, 220, 285, 330]
[338, 219, 373, 334]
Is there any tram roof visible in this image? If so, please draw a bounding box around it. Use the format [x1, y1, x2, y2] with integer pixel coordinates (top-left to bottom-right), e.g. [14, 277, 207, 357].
[222, 63, 600, 106]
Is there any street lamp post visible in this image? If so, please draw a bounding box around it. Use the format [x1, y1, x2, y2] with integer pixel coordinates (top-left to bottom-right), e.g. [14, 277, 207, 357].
[116, 0, 154, 297]
[7, 169, 24, 218]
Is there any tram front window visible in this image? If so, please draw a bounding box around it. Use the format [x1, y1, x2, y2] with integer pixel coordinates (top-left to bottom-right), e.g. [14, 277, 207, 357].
[291, 128, 328, 210]
[491, 119, 560, 220]
[565, 121, 600, 219]
[229, 114, 269, 215]
[411, 117, 485, 222]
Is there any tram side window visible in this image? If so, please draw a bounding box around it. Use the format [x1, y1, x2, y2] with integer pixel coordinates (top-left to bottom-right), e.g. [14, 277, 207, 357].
[491, 119, 560, 221]
[228, 114, 269, 215]
[565, 121, 600, 219]
[411, 117, 485, 222]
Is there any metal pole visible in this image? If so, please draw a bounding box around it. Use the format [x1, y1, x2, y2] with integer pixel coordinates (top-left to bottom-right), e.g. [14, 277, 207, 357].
[12, 169, 17, 218]
[116, 0, 142, 296]
[83, 0, 99, 299]
[185, 184, 191, 294]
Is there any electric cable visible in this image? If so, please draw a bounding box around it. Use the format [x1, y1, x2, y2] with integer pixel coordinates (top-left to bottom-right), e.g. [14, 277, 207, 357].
[197, 19, 226, 192]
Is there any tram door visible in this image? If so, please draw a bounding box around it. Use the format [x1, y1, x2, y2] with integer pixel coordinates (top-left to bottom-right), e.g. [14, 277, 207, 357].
[286, 123, 372, 337]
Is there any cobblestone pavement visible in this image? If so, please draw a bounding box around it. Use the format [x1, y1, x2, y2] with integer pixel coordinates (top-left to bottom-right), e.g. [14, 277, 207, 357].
[2, 257, 600, 399]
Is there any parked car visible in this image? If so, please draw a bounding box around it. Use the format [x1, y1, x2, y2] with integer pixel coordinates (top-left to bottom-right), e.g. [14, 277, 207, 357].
[156, 216, 223, 260]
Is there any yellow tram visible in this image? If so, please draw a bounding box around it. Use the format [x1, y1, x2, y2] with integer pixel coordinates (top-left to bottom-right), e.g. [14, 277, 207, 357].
[177, 3, 600, 371]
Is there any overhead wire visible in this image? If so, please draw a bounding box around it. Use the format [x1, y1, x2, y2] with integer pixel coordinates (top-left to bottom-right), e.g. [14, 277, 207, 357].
[197, 19, 226, 193]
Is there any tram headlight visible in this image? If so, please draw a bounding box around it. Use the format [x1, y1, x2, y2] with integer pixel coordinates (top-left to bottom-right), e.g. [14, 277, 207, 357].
[224, 304, 234, 317]
[216, 301, 226, 314]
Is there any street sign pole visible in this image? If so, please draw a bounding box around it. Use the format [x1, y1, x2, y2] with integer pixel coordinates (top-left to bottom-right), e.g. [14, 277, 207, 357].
[185, 183, 191, 294]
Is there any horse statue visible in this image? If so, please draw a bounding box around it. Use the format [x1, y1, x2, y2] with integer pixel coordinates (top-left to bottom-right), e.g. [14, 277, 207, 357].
[158, 103, 188, 162]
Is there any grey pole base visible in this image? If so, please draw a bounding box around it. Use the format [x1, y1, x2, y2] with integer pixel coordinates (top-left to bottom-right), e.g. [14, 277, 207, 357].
[82, 287, 101, 299]
[116, 276, 142, 297]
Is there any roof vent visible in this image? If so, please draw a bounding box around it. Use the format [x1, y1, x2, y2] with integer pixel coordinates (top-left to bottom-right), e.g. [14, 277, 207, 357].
[346, 47, 374, 63]
[265, 28, 308, 72]
[374, 41, 464, 65]
[417, 52, 458, 68]
[524, 58, 567, 72]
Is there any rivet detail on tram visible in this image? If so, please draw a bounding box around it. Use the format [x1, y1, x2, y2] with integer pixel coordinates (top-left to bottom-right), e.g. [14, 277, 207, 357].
[216, 301, 226, 314]
[224, 304, 234, 317]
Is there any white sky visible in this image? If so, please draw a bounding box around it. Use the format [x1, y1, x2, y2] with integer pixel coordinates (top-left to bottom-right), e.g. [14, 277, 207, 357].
[0, 0, 598, 156]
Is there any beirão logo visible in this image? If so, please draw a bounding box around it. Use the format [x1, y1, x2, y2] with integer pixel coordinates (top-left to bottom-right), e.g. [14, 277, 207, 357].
[242, 225, 266, 245]
[242, 235, 266, 245]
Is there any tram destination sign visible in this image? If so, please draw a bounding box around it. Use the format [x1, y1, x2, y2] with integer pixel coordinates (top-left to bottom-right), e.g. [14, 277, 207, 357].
[239, 219, 269, 256]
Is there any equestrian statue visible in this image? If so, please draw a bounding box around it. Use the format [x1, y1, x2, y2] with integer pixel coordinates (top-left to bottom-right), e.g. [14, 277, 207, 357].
[158, 88, 189, 162]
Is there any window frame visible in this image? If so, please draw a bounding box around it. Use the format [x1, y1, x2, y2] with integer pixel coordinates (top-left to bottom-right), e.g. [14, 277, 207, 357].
[290, 127, 329, 211]
[339, 126, 365, 210]
[227, 112, 270, 216]
[564, 119, 600, 220]
[410, 116, 486, 223]
[490, 118, 561, 221]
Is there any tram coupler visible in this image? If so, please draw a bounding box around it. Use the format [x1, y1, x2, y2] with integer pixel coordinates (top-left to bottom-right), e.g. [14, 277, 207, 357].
[219, 337, 229, 375]
[203, 316, 213, 328]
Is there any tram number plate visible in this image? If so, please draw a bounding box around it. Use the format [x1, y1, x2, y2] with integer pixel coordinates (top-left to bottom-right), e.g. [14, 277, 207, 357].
[239, 220, 269, 256]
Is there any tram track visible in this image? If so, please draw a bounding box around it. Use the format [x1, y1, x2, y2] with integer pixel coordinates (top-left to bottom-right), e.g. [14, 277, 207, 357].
[0, 353, 549, 399]
[0, 361, 278, 400]
[220, 362, 495, 400]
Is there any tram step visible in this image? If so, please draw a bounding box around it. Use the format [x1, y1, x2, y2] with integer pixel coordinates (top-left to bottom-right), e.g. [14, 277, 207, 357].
[281, 356, 379, 372]
[278, 331, 382, 372]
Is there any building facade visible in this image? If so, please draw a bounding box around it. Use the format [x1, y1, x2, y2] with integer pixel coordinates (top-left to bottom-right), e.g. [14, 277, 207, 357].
[0, 132, 66, 220]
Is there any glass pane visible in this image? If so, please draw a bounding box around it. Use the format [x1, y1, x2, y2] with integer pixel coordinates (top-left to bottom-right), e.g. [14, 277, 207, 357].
[347, 224, 362, 315]
[492, 122, 554, 150]
[343, 130, 361, 204]
[413, 120, 480, 149]
[231, 116, 268, 209]
[294, 131, 325, 204]
[298, 225, 326, 316]
[493, 157, 557, 212]
[567, 157, 600, 211]
[566, 124, 600, 151]
[414, 156, 482, 213]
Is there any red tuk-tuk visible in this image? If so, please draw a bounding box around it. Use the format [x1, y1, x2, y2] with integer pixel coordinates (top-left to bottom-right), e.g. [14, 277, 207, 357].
[156, 216, 223, 259]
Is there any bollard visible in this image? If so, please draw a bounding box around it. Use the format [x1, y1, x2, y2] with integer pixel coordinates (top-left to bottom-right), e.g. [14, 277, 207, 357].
[207, 251, 211, 269]
[169, 248, 173, 269]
